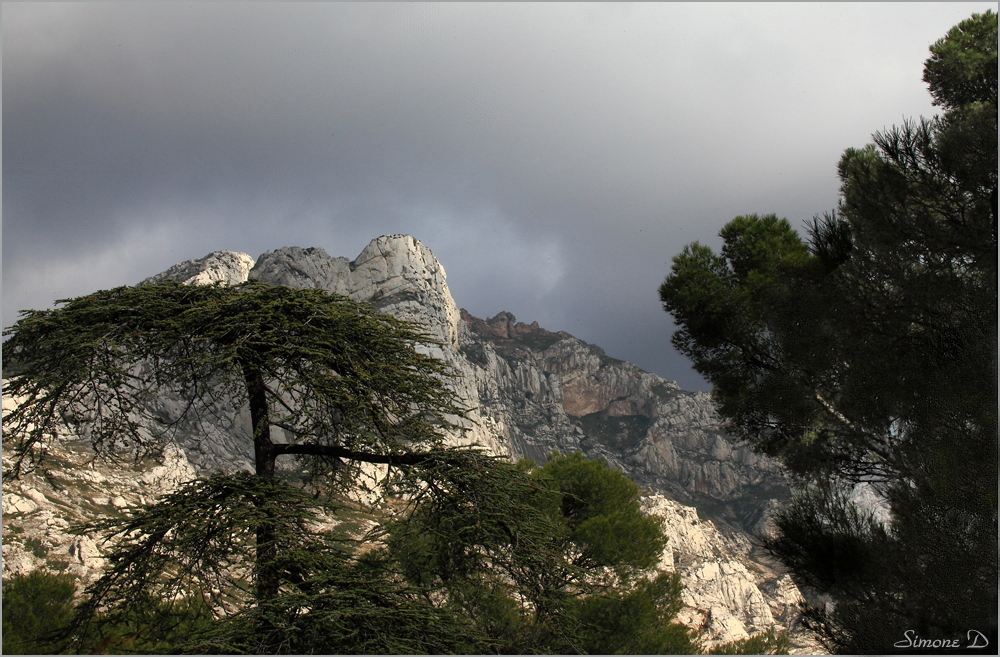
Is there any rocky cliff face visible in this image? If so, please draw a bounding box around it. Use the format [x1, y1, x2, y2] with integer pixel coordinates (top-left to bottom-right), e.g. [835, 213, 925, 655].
[457, 309, 788, 532]
[3, 235, 814, 650]
[143, 250, 256, 287]
[641, 495, 814, 649]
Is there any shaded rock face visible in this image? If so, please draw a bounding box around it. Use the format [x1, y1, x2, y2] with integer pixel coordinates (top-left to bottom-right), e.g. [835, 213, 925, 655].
[457, 309, 788, 533]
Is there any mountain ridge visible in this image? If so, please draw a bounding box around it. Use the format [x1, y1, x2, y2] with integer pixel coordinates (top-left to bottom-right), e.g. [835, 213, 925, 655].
[148, 238, 787, 531]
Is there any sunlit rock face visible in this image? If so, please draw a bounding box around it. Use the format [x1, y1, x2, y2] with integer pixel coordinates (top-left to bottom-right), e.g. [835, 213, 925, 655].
[250, 237, 463, 351]
[142, 250, 256, 287]
[640, 495, 818, 650]
[248, 237, 504, 459]
[3, 234, 818, 651]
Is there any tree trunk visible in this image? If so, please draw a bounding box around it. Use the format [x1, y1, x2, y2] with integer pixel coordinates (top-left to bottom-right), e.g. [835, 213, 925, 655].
[241, 361, 280, 603]
[243, 361, 275, 479]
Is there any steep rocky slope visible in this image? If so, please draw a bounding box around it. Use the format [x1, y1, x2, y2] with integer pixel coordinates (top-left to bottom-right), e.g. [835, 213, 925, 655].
[3, 235, 814, 650]
[458, 310, 788, 533]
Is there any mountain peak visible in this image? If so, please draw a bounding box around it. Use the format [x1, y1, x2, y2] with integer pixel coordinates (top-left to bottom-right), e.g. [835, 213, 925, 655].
[460, 308, 566, 346]
[141, 251, 255, 286]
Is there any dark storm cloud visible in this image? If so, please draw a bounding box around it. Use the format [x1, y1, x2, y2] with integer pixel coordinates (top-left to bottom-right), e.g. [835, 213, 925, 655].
[4, 2, 994, 389]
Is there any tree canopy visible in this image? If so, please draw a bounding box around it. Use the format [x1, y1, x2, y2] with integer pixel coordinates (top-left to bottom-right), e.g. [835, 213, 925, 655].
[923, 10, 998, 110]
[2, 571, 77, 654]
[3, 279, 467, 482]
[659, 11, 997, 653]
[385, 451, 690, 653]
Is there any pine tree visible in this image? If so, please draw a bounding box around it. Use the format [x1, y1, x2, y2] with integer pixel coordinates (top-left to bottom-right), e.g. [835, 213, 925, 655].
[387, 452, 714, 654]
[659, 11, 997, 653]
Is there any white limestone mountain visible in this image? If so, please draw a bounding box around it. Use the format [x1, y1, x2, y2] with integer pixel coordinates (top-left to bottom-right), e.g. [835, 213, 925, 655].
[2, 235, 816, 650]
[144, 236, 788, 533]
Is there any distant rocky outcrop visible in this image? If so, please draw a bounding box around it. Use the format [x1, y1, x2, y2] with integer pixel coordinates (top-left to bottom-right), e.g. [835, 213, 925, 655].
[142, 250, 255, 287]
[456, 308, 788, 532]
[2, 235, 815, 650]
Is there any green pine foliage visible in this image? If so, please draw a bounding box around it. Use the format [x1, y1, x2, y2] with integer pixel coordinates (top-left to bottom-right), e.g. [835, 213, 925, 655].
[2, 570, 76, 654]
[923, 10, 998, 110]
[659, 11, 997, 654]
[2, 280, 467, 480]
[385, 451, 710, 654]
[533, 451, 667, 579]
[1, 570, 212, 654]
[568, 572, 694, 655]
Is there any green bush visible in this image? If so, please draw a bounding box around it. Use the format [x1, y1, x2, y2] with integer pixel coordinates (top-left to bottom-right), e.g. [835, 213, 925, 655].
[2, 570, 76, 654]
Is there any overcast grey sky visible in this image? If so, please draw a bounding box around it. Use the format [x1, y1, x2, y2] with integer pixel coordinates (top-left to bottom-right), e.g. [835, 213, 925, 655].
[3, 2, 993, 390]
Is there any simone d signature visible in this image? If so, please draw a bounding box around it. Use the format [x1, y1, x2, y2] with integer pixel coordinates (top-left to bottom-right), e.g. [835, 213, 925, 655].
[894, 630, 990, 650]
